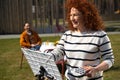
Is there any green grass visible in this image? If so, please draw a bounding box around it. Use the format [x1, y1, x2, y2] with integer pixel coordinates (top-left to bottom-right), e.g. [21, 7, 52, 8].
[104, 34, 120, 80]
[0, 34, 120, 80]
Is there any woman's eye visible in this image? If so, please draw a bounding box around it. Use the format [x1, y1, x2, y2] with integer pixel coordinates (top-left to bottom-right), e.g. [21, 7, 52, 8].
[75, 14, 80, 16]
[69, 14, 73, 16]
[70, 14, 79, 16]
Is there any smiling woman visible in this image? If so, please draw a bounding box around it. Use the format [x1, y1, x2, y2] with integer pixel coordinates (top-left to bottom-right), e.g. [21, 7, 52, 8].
[69, 7, 85, 32]
[66, 0, 104, 32]
[49, 0, 114, 80]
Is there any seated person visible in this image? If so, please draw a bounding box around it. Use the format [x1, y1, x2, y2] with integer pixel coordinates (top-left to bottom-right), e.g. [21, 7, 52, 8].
[20, 23, 42, 50]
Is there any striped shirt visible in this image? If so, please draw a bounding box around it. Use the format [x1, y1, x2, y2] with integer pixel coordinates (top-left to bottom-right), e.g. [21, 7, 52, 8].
[51, 30, 114, 80]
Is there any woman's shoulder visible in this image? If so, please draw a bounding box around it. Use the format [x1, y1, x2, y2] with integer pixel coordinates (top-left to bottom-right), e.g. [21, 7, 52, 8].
[64, 30, 72, 34]
[93, 30, 107, 36]
[21, 31, 27, 36]
[63, 30, 107, 36]
[31, 30, 37, 34]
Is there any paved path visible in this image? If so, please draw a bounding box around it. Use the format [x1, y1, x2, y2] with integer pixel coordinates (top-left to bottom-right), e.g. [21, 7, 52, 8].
[0, 33, 63, 39]
[0, 32, 120, 39]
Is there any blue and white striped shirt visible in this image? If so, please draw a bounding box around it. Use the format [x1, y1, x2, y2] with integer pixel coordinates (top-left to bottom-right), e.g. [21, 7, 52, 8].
[51, 30, 114, 79]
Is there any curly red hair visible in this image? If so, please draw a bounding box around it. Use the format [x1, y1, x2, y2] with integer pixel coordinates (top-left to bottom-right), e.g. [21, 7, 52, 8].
[65, 0, 104, 31]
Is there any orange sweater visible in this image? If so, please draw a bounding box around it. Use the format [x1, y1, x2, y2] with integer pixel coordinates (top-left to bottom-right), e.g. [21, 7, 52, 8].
[20, 30, 42, 48]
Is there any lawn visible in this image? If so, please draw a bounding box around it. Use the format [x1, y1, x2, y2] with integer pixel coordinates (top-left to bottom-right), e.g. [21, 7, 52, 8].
[0, 34, 120, 80]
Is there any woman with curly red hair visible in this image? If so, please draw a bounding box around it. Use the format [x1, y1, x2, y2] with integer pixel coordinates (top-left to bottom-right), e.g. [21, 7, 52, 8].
[51, 0, 114, 80]
[66, 0, 104, 31]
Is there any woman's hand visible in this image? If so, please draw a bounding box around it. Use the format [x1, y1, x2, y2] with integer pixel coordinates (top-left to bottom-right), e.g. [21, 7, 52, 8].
[83, 66, 98, 77]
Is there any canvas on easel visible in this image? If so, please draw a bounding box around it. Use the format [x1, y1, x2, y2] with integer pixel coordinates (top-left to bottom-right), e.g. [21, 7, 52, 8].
[21, 48, 62, 80]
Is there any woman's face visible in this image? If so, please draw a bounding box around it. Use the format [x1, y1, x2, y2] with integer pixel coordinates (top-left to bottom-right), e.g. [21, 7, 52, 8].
[70, 7, 83, 30]
[24, 23, 31, 31]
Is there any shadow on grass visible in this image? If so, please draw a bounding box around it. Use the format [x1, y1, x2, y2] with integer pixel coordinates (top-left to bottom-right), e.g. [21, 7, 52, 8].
[105, 66, 120, 72]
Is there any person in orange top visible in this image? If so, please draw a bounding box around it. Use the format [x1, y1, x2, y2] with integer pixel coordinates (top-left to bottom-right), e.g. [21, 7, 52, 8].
[20, 23, 42, 50]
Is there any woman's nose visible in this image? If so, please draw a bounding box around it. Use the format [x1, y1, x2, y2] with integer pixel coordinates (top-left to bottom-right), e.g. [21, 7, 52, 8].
[70, 15, 74, 20]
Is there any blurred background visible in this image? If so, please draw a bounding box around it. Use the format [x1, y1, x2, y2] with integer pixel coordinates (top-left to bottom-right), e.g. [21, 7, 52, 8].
[0, 1, 120, 80]
[0, 0, 120, 34]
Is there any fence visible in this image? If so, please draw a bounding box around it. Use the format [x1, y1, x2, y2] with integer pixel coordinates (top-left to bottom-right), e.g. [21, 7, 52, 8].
[0, 0, 120, 34]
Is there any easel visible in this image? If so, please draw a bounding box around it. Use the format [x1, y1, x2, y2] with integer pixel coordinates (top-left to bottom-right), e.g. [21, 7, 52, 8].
[21, 48, 62, 80]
